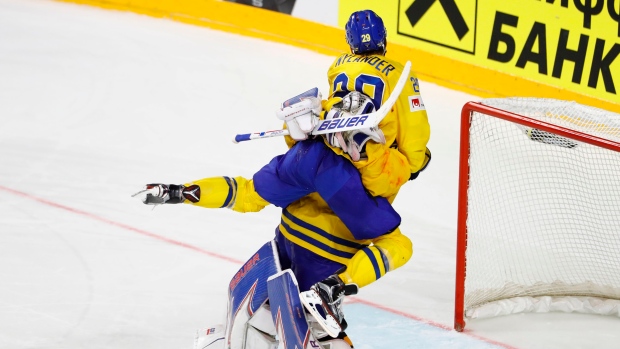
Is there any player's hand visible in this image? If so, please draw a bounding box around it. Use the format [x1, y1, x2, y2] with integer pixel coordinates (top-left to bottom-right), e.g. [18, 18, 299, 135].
[409, 147, 431, 180]
[342, 126, 385, 161]
[132, 183, 201, 205]
[323, 109, 349, 152]
[132, 184, 172, 205]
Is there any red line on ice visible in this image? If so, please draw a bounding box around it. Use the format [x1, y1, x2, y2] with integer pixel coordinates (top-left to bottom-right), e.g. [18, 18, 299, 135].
[1, 185, 519, 349]
[0, 185, 243, 264]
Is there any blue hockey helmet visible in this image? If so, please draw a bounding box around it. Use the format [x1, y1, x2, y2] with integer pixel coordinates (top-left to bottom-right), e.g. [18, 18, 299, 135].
[345, 10, 387, 54]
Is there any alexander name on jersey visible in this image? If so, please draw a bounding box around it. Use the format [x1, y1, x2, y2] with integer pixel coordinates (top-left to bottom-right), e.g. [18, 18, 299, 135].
[334, 53, 396, 77]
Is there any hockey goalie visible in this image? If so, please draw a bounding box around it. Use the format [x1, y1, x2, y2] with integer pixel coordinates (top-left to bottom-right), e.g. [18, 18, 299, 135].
[132, 87, 409, 348]
[133, 10, 432, 348]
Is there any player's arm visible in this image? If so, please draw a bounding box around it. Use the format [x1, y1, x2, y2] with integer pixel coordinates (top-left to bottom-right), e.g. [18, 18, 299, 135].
[395, 71, 432, 180]
[133, 176, 270, 213]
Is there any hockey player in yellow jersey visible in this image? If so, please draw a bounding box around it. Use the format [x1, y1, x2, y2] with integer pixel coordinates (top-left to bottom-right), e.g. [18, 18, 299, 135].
[283, 9, 431, 200]
[328, 9, 431, 200]
[134, 83, 420, 345]
[263, 9, 429, 343]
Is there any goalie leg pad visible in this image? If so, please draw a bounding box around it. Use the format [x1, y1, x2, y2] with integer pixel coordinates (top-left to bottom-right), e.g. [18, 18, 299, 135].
[244, 325, 278, 349]
[247, 302, 276, 338]
[267, 270, 314, 349]
[194, 325, 225, 349]
[226, 240, 282, 349]
[245, 304, 278, 349]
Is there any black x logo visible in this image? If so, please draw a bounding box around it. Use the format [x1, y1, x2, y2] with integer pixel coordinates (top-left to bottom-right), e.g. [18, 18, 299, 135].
[406, 0, 469, 40]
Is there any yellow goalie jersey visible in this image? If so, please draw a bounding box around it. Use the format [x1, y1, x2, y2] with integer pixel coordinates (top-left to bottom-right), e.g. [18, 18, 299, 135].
[185, 175, 413, 289]
[322, 53, 431, 199]
[178, 134, 417, 290]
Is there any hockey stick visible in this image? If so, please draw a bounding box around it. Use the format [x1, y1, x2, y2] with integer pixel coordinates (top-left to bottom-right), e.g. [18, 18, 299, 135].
[233, 61, 412, 143]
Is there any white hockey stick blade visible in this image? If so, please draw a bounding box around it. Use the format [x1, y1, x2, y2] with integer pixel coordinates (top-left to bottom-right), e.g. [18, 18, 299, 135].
[233, 129, 290, 143]
[299, 289, 342, 338]
[233, 61, 411, 143]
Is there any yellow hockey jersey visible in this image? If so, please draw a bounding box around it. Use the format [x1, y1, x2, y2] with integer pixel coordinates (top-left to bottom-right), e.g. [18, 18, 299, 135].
[322, 53, 431, 198]
[184, 170, 412, 289]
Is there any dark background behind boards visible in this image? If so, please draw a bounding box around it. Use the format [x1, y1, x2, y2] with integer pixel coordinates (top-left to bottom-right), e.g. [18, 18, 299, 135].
[226, 0, 297, 15]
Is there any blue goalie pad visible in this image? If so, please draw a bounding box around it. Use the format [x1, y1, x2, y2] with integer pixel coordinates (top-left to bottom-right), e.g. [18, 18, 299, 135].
[225, 240, 282, 349]
[267, 269, 313, 349]
[281, 87, 320, 108]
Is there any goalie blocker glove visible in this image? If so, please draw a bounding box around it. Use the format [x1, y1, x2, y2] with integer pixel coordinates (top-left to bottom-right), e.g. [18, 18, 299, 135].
[132, 183, 200, 205]
[276, 88, 322, 141]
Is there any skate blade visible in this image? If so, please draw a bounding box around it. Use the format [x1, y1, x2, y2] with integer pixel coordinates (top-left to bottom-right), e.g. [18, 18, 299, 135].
[299, 289, 342, 338]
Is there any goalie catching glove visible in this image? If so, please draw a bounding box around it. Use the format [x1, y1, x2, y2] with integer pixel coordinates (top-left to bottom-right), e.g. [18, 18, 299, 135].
[325, 91, 386, 161]
[132, 184, 200, 205]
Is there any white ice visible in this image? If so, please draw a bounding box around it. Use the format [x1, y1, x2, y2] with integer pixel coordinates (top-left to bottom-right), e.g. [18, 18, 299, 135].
[0, 0, 618, 348]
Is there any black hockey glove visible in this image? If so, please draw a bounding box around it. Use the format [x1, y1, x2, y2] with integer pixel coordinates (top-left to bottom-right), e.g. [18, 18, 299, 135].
[132, 184, 200, 205]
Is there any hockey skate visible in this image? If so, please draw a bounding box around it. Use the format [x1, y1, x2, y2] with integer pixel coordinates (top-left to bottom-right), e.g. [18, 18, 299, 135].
[300, 275, 358, 338]
[306, 314, 354, 349]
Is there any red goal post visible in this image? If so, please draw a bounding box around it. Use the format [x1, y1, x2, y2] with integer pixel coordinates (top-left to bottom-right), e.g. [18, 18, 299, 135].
[454, 98, 620, 332]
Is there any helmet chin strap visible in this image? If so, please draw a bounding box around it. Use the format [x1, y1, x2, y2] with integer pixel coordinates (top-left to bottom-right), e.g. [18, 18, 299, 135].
[350, 43, 387, 56]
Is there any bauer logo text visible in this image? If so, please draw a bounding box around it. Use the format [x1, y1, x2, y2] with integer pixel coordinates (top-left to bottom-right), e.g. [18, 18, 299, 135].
[317, 116, 369, 131]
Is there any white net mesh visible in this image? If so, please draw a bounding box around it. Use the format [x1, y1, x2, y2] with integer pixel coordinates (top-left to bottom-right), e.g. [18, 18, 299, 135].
[464, 98, 620, 319]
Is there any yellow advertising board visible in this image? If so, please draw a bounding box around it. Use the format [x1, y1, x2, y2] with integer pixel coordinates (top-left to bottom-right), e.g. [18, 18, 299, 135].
[340, 0, 619, 109]
[57, 0, 618, 112]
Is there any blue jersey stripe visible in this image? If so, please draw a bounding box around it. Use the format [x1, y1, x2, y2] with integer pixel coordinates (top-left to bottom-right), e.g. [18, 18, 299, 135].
[221, 176, 236, 208]
[362, 247, 382, 280]
[280, 219, 356, 259]
[377, 246, 391, 272]
[283, 209, 368, 249]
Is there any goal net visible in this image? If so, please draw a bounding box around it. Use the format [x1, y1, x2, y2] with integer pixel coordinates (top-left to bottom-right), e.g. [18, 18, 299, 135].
[454, 98, 620, 331]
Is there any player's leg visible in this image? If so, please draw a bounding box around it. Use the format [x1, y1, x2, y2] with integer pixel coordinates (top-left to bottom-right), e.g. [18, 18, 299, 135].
[302, 228, 413, 339]
[195, 240, 282, 349]
[273, 230, 356, 341]
[338, 227, 413, 288]
[267, 269, 354, 349]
